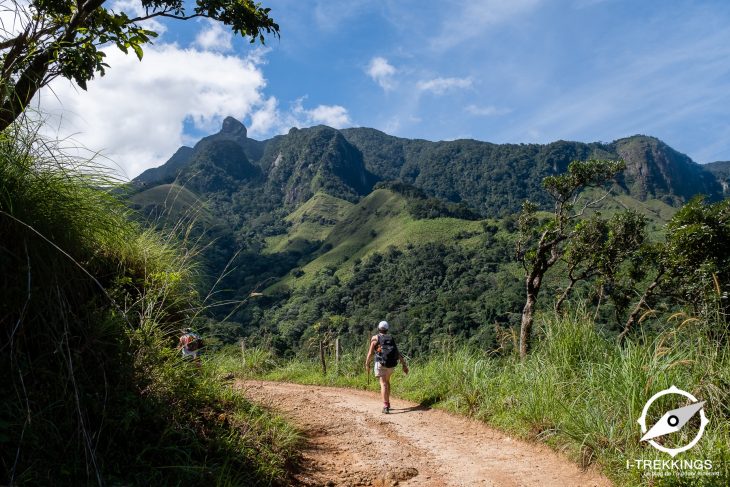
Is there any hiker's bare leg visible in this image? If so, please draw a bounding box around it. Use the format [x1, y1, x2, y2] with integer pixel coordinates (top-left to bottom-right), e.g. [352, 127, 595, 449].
[380, 376, 391, 404]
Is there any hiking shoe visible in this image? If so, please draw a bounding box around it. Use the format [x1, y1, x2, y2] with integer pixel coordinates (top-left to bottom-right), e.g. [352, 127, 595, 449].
[382, 406, 390, 414]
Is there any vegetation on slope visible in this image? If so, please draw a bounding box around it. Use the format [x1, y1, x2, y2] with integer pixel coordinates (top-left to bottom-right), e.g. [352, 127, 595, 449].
[0, 125, 299, 485]
[264, 191, 354, 254]
[285, 189, 486, 283]
[129, 183, 215, 225]
[233, 180, 679, 356]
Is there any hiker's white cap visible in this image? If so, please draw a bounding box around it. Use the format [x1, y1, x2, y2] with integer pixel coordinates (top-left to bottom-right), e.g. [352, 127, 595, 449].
[378, 320, 389, 331]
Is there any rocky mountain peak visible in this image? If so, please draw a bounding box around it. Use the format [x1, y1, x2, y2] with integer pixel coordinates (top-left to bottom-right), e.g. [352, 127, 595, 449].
[220, 116, 247, 138]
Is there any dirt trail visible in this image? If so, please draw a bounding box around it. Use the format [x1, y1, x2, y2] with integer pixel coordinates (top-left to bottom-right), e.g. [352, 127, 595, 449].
[238, 380, 612, 487]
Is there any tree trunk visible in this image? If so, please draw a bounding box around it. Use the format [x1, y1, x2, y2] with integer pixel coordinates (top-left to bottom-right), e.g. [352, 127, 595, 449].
[519, 293, 537, 359]
[0, 51, 52, 132]
[0, 0, 106, 132]
[593, 283, 604, 322]
[519, 270, 542, 360]
[335, 337, 340, 373]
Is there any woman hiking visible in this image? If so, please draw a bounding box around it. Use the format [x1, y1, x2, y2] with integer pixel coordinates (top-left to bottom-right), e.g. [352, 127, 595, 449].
[365, 321, 409, 413]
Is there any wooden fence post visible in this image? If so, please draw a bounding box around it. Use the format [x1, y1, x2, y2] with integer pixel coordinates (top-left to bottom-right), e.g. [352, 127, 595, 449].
[335, 337, 340, 373]
[240, 338, 246, 368]
[319, 340, 327, 375]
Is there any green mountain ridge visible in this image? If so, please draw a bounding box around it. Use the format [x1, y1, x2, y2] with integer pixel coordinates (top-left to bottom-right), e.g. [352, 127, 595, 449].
[126, 117, 724, 351]
[260, 125, 378, 205]
[135, 119, 723, 218]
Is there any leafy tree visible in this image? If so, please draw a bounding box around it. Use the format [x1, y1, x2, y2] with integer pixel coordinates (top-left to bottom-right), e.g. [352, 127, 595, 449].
[554, 209, 647, 313]
[618, 196, 730, 341]
[0, 0, 278, 130]
[516, 159, 625, 359]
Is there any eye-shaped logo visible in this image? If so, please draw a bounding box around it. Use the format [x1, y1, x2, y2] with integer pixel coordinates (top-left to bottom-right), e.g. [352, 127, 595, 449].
[638, 385, 709, 457]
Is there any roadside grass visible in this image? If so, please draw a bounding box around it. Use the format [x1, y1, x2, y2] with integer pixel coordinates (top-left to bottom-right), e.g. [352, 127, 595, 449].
[220, 305, 730, 486]
[0, 124, 299, 485]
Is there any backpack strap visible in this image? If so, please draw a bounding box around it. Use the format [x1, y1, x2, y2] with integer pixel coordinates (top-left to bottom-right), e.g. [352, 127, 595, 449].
[375, 334, 384, 361]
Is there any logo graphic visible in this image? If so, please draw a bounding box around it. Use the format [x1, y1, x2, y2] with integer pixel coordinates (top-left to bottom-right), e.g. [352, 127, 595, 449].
[638, 385, 709, 457]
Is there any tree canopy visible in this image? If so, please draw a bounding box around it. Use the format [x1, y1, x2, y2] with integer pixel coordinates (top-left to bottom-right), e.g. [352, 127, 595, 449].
[0, 0, 278, 131]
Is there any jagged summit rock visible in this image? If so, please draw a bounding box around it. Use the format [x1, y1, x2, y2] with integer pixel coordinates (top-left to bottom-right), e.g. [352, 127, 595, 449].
[134, 117, 262, 187]
[220, 116, 247, 138]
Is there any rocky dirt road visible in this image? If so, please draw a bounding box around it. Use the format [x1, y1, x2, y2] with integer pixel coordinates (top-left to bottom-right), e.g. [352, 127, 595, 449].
[238, 380, 612, 487]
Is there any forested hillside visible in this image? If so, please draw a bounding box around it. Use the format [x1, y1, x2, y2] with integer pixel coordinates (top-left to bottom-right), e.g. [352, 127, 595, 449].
[704, 160, 730, 195]
[129, 118, 726, 354]
[136, 118, 723, 216]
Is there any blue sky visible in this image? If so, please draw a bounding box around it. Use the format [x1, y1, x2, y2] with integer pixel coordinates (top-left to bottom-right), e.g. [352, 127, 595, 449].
[39, 0, 730, 178]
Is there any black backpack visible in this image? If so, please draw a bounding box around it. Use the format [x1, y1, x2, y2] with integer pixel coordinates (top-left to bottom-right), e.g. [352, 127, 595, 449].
[375, 334, 399, 367]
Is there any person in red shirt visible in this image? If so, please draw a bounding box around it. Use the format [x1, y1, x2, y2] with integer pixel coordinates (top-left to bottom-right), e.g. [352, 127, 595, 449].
[177, 328, 203, 366]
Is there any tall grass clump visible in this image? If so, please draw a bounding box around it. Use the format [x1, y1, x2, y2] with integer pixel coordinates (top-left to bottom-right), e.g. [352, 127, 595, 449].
[0, 124, 299, 485]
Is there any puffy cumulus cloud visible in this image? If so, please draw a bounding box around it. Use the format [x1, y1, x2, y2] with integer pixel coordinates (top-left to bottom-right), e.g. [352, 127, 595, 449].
[194, 19, 233, 52]
[248, 96, 280, 135]
[247, 97, 352, 137]
[416, 76, 473, 94]
[299, 102, 351, 127]
[39, 43, 269, 178]
[366, 56, 396, 91]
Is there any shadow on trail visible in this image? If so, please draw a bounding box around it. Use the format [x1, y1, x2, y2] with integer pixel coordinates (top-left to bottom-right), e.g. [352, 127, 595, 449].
[388, 404, 431, 414]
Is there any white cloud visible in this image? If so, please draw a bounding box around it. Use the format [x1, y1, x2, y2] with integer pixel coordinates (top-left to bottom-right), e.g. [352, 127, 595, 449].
[37, 44, 353, 179]
[289, 98, 351, 128]
[366, 56, 397, 91]
[465, 104, 511, 116]
[307, 104, 351, 126]
[247, 96, 352, 136]
[194, 19, 233, 52]
[417, 76, 473, 94]
[248, 96, 280, 135]
[39, 44, 269, 178]
[432, 0, 542, 50]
